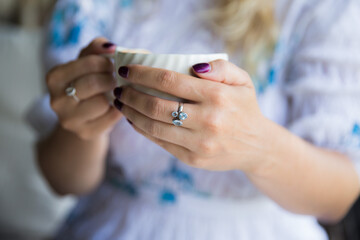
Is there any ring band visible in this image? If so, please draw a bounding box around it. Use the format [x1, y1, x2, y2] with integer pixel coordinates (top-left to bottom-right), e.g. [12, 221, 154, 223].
[65, 84, 80, 102]
[172, 102, 188, 126]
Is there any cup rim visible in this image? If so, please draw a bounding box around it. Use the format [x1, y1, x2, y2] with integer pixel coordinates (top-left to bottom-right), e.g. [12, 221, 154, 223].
[116, 46, 228, 58]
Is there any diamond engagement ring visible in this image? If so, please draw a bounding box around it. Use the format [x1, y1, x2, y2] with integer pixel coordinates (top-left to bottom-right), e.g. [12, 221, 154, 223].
[65, 84, 80, 102]
[172, 102, 188, 126]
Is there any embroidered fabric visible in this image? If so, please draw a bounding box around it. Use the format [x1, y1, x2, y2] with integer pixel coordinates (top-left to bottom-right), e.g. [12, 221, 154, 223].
[26, 0, 360, 239]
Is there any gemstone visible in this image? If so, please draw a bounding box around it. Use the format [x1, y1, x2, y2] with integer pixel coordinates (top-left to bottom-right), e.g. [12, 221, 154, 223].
[65, 87, 76, 96]
[172, 119, 183, 126]
[179, 112, 188, 120]
[172, 111, 179, 118]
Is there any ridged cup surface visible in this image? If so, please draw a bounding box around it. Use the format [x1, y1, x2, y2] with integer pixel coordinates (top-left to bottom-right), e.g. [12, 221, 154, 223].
[114, 48, 229, 101]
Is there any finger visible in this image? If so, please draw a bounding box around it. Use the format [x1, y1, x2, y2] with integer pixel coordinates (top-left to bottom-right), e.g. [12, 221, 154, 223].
[118, 65, 215, 102]
[47, 55, 114, 93]
[117, 86, 198, 129]
[79, 37, 116, 58]
[119, 102, 197, 151]
[130, 123, 192, 163]
[61, 94, 111, 129]
[191, 59, 253, 87]
[80, 107, 123, 139]
[70, 73, 116, 100]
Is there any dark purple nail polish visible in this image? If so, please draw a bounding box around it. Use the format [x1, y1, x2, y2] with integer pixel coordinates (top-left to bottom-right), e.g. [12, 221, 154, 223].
[118, 66, 129, 78]
[114, 99, 123, 111]
[113, 87, 123, 99]
[192, 63, 211, 73]
[103, 42, 115, 48]
[127, 119, 133, 125]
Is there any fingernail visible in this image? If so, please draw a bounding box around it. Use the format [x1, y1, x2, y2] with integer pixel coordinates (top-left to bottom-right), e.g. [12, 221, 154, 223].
[127, 119, 133, 125]
[114, 99, 123, 111]
[102, 42, 115, 48]
[192, 63, 211, 73]
[118, 66, 129, 78]
[113, 87, 123, 99]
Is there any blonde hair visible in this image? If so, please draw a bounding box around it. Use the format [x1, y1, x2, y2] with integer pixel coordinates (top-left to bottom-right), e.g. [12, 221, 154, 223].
[206, 0, 278, 74]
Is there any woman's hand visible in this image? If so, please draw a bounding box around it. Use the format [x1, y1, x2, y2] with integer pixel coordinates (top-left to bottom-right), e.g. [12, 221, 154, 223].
[114, 60, 269, 173]
[40, 38, 123, 195]
[47, 38, 123, 140]
[113, 59, 360, 222]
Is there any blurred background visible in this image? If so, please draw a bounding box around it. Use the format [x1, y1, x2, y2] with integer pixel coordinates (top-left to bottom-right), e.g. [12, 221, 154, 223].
[0, 0, 359, 239]
[0, 0, 74, 239]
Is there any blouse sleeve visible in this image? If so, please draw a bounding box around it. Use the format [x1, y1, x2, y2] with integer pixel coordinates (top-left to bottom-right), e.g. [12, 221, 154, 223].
[27, 0, 117, 139]
[285, 0, 360, 178]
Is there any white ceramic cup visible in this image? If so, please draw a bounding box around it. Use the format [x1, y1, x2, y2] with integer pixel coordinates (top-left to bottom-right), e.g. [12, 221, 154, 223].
[107, 47, 229, 102]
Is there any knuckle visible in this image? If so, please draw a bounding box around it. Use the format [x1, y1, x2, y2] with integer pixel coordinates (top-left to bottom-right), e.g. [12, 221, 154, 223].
[92, 95, 110, 113]
[46, 67, 59, 88]
[147, 98, 164, 118]
[79, 37, 108, 57]
[85, 75, 100, 91]
[214, 59, 229, 77]
[83, 55, 101, 71]
[215, 59, 228, 69]
[49, 98, 61, 112]
[124, 87, 136, 103]
[77, 129, 92, 141]
[79, 47, 87, 57]
[204, 114, 223, 134]
[91, 37, 106, 46]
[98, 95, 110, 106]
[209, 88, 227, 106]
[145, 121, 161, 137]
[187, 154, 205, 168]
[89, 38, 99, 47]
[240, 68, 251, 80]
[157, 70, 177, 89]
[61, 118, 75, 131]
[197, 139, 217, 156]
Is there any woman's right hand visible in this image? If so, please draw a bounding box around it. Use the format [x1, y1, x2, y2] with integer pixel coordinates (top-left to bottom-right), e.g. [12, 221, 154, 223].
[46, 38, 123, 141]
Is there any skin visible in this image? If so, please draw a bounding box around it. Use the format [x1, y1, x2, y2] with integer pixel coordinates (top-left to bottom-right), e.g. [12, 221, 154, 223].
[38, 38, 123, 195]
[39, 38, 360, 224]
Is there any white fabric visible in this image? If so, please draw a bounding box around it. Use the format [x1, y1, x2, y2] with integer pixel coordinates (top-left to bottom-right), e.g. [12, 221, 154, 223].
[26, 0, 360, 239]
[284, 0, 360, 179]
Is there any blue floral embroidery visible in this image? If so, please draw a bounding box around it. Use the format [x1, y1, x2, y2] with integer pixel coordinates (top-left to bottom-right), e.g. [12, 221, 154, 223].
[49, 3, 83, 48]
[162, 158, 193, 190]
[108, 177, 138, 197]
[97, 20, 107, 35]
[65, 23, 83, 45]
[352, 123, 360, 136]
[94, 0, 110, 5]
[159, 189, 177, 204]
[268, 67, 276, 85]
[254, 66, 276, 95]
[157, 157, 211, 201]
[50, 28, 63, 48]
[343, 123, 360, 148]
[119, 0, 133, 8]
[352, 123, 360, 148]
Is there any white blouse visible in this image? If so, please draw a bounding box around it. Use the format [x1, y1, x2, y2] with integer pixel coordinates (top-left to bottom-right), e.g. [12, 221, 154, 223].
[27, 0, 360, 239]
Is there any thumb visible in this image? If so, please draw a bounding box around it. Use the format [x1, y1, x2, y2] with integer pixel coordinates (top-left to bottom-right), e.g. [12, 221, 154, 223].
[78, 37, 116, 58]
[191, 59, 252, 87]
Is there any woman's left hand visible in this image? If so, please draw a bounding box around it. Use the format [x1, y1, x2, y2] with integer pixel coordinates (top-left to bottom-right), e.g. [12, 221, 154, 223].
[114, 60, 269, 173]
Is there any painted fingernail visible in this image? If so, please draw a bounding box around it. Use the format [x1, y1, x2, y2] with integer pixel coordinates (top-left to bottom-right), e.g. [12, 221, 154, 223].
[114, 99, 123, 111]
[118, 66, 129, 78]
[192, 63, 211, 73]
[113, 87, 123, 99]
[127, 119, 133, 125]
[102, 42, 115, 48]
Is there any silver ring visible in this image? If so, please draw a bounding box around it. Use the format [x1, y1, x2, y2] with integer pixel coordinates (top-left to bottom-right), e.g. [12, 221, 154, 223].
[65, 84, 80, 102]
[172, 102, 188, 126]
